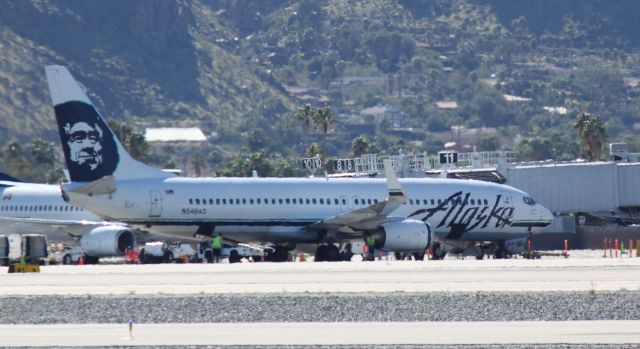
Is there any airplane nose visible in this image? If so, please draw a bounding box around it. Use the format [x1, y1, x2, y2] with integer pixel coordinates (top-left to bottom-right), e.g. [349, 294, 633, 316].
[539, 205, 554, 226]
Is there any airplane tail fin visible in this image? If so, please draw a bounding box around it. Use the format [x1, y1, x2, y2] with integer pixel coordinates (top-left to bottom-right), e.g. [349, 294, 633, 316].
[44, 65, 173, 182]
[0, 172, 22, 182]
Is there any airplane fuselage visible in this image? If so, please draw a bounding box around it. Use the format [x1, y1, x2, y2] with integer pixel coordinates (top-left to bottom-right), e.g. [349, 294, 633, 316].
[65, 176, 553, 244]
[0, 182, 101, 240]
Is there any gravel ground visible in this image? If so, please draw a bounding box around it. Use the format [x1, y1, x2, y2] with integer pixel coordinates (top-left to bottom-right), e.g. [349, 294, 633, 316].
[1, 291, 639, 324]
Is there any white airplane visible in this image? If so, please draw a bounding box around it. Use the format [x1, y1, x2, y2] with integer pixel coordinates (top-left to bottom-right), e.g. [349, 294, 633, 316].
[0, 172, 139, 263]
[45, 65, 554, 261]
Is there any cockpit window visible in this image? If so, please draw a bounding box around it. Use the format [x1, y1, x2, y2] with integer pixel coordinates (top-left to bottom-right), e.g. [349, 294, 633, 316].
[523, 197, 536, 206]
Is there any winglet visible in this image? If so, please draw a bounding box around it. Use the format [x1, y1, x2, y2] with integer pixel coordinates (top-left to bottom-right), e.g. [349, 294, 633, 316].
[383, 159, 407, 202]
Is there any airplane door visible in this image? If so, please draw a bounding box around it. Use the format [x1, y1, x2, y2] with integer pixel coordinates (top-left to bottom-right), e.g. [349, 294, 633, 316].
[339, 195, 349, 213]
[500, 190, 514, 220]
[149, 190, 162, 217]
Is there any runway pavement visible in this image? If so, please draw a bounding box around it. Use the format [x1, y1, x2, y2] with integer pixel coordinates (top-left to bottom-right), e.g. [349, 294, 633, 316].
[1, 257, 640, 295]
[1, 321, 640, 346]
[3, 256, 640, 347]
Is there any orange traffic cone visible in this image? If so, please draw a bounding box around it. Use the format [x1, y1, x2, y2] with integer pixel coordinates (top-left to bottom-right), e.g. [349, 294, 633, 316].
[78, 255, 85, 266]
[299, 252, 305, 262]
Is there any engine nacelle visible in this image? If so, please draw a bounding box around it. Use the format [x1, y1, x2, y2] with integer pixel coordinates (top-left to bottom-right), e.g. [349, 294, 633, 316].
[377, 219, 433, 252]
[79, 226, 135, 257]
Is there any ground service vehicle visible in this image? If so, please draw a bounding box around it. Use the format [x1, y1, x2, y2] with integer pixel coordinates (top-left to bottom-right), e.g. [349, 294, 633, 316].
[139, 241, 195, 263]
[196, 242, 269, 263]
[0, 234, 48, 266]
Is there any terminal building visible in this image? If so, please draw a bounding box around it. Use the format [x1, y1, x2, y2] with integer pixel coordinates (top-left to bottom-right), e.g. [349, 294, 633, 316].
[314, 143, 640, 249]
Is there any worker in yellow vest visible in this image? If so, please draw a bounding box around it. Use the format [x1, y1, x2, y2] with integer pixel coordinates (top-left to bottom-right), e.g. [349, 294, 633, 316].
[365, 235, 376, 261]
[211, 234, 223, 263]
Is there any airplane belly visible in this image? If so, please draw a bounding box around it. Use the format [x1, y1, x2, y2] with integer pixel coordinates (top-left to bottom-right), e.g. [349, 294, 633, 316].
[216, 225, 317, 244]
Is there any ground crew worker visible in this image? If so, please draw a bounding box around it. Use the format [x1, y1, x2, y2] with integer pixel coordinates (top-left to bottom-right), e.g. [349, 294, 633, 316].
[365, 235, 376, 261]
[211, 234, 223, 263]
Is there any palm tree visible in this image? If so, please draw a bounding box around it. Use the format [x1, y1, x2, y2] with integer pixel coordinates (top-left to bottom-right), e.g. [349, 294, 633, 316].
[295, 104, 315, 153]
[573, 112, 607, 161]
[313, 106, 335, 151]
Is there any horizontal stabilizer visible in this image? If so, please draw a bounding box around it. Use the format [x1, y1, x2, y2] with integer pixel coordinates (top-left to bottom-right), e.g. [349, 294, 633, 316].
[66, 175, 117, 196]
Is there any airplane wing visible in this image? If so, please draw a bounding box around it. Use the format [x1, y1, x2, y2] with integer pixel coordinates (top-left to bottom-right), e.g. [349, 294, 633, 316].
[0, 216, 154, 242]
[0, 216, 107, 228]
[305, 160, 408, 236]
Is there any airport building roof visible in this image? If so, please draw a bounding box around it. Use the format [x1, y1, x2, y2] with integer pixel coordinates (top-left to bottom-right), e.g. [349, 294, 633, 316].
[145, 127, 206, 142]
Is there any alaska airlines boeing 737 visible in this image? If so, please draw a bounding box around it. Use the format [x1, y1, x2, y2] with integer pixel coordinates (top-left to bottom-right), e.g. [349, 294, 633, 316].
[0, 172, 138, 263]
[45, 65, 553, 261]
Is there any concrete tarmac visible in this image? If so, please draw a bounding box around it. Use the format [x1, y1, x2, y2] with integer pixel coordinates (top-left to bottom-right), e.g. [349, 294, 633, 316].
[2, 257, 640, 295]
[1, 321, 639, 346]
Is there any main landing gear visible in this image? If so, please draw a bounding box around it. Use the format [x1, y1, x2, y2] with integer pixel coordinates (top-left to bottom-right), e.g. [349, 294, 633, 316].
[314, 244, 354, 262]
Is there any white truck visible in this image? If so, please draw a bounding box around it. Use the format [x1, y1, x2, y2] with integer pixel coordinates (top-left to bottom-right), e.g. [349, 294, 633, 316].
[139, 241, 196, 264]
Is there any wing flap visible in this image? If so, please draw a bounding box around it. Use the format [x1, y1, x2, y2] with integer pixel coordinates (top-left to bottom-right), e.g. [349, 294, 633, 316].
[307, 160, 408, 234]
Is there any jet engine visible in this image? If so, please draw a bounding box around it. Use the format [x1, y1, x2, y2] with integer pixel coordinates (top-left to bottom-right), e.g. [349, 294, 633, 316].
[79, 226, 135, 257]
[375, 219, 433, 252]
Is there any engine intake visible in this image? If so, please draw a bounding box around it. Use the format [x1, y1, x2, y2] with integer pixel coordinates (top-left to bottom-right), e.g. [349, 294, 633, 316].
[79, 226, 135, 257]
[376, 219, 433, 252]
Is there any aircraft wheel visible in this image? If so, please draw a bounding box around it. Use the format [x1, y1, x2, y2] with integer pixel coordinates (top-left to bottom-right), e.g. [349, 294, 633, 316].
[314, 245, 327, 262]
[325, 244, 340, 262]
[413, 252, 425, 261]
[494, 246, 508, 259]
[228, 250, 241, 263]
[164, 251, 174, 263]
[474, 246, 485, 260]
[268, 246, 289, 262]
[63, 254, 72, 265]
[431, 243, 447, 260]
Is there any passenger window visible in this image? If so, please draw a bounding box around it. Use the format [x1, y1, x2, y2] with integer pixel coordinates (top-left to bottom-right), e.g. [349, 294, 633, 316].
[306, 198, 310, 204]
[286, 198, 290, 204]
[299, 198, 303, 205]
[216, 199, 220, 205]
[484, 199, 488, 205]
[278, 198, 283, 204]
[250, 199, 254, 204]
[257, 198, 261, 204]
[320, 198, 324, 204]
[195, 199, 200, 205]
[242, 199, 246, 204]
[312, 198, 317, 204]
[354, 199, 359, 205]
[374, 199, 379, 204]
[470, 199, 475, 205]
[292, 198, 297, 204]
[438, 199, 442, 204]
[409, 199, 413, 205]
[334, 199, 339, 205]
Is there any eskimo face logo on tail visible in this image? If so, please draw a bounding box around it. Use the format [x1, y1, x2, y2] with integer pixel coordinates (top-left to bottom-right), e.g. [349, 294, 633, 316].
[56, 102, 119, 182]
